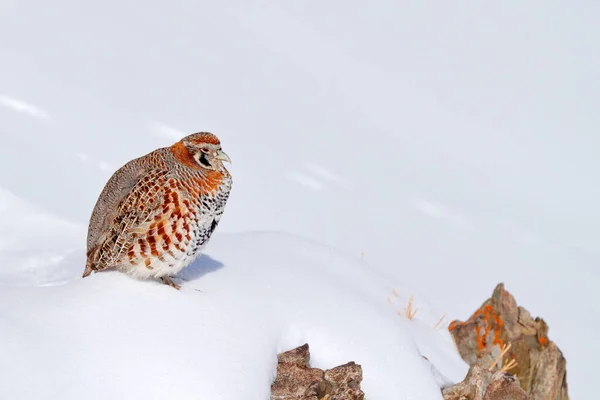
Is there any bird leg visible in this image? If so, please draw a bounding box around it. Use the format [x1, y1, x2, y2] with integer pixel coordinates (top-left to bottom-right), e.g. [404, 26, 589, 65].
[160, 276, 181, 290]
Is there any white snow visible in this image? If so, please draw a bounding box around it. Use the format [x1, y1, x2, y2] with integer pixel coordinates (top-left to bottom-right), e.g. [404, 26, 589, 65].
[0, 230, 467, 399]
[0, 94, 50, 119]
[1, 0, 598, 398]
[0, 187, 84, 286]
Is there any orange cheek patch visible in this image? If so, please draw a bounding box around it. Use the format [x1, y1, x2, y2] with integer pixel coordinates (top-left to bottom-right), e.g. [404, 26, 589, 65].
[170, 142, 199, 169]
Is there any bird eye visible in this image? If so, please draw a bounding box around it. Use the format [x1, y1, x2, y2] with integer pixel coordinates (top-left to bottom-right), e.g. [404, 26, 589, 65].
[201, 148, 210, 153]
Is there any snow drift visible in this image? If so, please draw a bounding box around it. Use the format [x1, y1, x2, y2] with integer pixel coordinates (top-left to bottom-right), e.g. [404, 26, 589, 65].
[0, 231, 467, 400]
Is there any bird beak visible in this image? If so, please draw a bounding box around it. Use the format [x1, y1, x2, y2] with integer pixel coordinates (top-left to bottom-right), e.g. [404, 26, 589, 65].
[215, 150, 232, 164]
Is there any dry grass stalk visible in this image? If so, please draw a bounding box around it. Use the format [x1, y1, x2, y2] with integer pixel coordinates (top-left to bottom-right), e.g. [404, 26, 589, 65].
[433, 313, 447, 330]
[404, 296, 418, 320]
[488, 343, 512, 371]
[501, 358, 518, 373]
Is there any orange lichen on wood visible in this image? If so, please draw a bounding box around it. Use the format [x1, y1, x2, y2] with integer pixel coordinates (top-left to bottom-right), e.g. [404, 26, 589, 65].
[475, 304, 504, 353]
[448, 302, 505, 355]
[448, 320, 460, 332]
[476, 325, 485, 352]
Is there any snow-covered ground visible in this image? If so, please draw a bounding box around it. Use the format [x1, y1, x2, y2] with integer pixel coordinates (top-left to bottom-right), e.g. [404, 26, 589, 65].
[1, 1, 598, 398]
[0, 221, 467, 399]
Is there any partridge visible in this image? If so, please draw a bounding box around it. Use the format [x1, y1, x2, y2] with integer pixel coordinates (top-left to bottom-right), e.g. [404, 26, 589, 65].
[83, 132, 232, 289]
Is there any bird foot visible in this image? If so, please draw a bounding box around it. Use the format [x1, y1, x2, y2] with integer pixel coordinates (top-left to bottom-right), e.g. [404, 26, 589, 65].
[160, 276, 181, 290]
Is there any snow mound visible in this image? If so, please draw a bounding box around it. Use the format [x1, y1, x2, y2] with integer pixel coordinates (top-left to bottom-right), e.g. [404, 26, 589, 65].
[0, 232, 467, 400]
[0, 187, 84, 286]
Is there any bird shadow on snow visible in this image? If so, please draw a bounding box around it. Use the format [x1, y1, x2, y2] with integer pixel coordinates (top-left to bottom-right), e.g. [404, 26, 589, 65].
[175, 254, 225, 283]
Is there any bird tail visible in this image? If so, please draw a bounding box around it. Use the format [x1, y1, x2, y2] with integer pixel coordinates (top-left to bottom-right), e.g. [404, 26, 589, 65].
[82, 248, 96, 278]
[82, 264, 93, 278]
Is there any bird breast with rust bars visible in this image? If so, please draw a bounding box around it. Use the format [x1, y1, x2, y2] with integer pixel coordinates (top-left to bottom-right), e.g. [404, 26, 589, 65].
[84, 132, 232, 289]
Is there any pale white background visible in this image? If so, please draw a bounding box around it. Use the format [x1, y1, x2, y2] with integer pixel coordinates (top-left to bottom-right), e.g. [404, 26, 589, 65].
[1, 1, 598, 397]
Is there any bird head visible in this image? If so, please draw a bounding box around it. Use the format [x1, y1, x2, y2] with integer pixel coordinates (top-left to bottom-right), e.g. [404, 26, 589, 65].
[175, 132, 232, 171]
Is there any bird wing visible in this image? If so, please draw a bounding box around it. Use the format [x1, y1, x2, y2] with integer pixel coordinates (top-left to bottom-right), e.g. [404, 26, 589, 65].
[87, 157, 147, 252]
[86, 154, 171, 272]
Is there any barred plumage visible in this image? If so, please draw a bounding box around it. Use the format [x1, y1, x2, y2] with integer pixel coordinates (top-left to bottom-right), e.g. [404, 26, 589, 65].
[83, 132, 232, 289]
